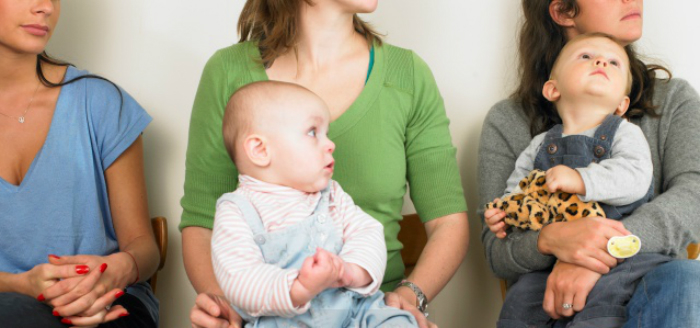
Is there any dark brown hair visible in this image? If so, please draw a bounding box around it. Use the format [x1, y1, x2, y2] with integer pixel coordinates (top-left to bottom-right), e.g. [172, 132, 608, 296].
[515, 0, 670, 136]
[238, 0, 382, 66]
[36, 53, 123, 103]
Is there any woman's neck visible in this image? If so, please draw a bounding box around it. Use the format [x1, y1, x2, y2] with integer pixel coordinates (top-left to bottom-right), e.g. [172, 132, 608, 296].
[0, 52, 38, 90]
[294, 4, 366, 69]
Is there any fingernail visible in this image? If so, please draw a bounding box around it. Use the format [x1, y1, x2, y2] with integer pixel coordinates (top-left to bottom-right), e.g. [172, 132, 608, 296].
[115, 291, 125, 299]
[49, 254, 61, 260]
[61, 318, 72, 325]
[76, 265, 90, 275]
[119, 312, 129, 317]
[37, 294, 45, 302]
[100, 263, 108, 273]
[52, 310, 59, 317]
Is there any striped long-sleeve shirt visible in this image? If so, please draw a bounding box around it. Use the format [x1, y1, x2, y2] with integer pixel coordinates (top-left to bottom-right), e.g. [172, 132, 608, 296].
[212, 175, 387, 318]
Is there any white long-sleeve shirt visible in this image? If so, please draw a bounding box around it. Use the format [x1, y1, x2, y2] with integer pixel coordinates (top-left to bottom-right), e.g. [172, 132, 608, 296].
[212, 175, 387, 318]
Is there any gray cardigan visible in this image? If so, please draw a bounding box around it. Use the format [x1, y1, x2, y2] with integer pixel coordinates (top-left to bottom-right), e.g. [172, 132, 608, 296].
[478, 78, 700, 281]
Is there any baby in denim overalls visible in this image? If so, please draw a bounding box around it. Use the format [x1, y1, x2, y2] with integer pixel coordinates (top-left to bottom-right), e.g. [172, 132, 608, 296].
[211, 81, 417, 328]
[487, 33, 672, 327]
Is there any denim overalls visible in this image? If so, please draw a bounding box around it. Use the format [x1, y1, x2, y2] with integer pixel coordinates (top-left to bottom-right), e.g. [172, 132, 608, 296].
[498, 115, 672, 328]
[217, 187, 417, 328]
[533, 114, 653, 219]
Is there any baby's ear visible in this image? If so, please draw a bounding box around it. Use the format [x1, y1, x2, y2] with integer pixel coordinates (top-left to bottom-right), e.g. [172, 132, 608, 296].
[243, 134, 271, 167]
[542, 80, 561, 102]
[615, 96, 631, 116]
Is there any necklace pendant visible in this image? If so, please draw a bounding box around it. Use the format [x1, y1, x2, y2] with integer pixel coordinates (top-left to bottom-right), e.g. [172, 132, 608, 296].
[18, 116, 24, 123]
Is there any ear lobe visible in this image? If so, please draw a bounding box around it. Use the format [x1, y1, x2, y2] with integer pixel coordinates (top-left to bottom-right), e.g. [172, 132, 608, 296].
[244, 135, 271, 167]
[542, 80, 561, 102]
[549, 0, 575, 28]
[615, 96, 631, 116]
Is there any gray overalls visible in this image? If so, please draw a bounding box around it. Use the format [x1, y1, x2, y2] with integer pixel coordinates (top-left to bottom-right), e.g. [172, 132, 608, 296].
[217, 187, 417, 328]
[533, 114, 653, 219]
[498, 115, 671, 328]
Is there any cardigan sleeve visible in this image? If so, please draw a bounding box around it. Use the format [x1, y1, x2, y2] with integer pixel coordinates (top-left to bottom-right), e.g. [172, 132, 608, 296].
[405, 52, 467, 223]
[180, 49, 240, 230]
[478, 101, 556, 280]
[622, 79, 700, 257]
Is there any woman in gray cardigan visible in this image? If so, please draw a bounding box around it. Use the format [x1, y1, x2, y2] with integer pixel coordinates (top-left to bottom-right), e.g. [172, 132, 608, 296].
[479, 1, 700, 327]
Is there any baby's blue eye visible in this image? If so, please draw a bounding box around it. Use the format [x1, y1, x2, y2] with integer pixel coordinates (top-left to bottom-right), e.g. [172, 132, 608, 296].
[610, 60, 620, 67]
[307, 129, 316, 137]
[581, 54, 591, 59]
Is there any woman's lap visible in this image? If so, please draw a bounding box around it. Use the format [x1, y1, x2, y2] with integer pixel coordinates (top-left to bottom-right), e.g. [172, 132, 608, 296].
[624, 259, 700, 328]
[0, 292, 156, 328]
[0, 292, 65, 328]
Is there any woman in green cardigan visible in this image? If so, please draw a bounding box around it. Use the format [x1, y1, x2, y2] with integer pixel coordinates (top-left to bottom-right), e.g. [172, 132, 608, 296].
[180, 1, 469, 328]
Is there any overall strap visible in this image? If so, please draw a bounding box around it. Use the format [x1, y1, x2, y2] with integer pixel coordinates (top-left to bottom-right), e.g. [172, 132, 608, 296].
[312, 182, 333, 215]
[216, 193, 266, 236]
[593, 114, 623, 143]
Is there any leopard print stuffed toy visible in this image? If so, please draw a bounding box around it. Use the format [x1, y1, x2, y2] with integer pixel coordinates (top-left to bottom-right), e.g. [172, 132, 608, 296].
[486, 169, 606, 231]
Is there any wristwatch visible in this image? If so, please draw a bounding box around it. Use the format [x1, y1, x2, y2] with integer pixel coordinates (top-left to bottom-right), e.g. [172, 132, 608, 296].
[396, 280, 429, 317]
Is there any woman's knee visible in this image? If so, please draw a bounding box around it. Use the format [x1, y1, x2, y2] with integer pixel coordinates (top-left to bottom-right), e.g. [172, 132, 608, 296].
[625, 260, 700, 327]
[643, 260, 700, 295]
[0, 292, 64, 328]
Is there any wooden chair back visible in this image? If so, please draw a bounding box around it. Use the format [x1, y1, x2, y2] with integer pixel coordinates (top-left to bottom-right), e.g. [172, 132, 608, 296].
[148, 216, 168, 293]
[398, 214, 428, 276]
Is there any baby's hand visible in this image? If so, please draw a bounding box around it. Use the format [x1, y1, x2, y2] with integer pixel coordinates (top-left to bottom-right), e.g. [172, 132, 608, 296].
[485, 198, 508, 239]
[546, 165, 585, 195]
[297, 248, 344, 295]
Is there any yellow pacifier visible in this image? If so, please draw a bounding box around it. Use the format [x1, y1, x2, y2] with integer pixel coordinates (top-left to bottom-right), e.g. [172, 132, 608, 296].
[607, 235, 641, 259]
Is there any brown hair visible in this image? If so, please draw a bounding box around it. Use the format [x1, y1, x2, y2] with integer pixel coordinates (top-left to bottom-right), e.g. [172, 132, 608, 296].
[238, 0, 382, 66]
[515, 0, 670, 136]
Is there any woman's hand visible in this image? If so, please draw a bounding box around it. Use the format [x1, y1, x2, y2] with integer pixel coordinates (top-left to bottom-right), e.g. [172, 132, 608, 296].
[543, 261, 602, 319]
[60, 304, 128, 328]
[41, 253, 134, 318]
[538, 217, 630, 274]
[190, 293, 243, 328]
[385, 289, 436, 328]
[14, 256, 91, 299]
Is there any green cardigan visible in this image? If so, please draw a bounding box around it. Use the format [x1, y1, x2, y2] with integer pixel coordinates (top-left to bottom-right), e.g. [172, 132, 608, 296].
[180, 41, 467, 291]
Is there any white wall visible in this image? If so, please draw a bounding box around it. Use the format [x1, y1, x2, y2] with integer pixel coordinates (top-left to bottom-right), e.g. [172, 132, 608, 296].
[48, 1, 700, 327]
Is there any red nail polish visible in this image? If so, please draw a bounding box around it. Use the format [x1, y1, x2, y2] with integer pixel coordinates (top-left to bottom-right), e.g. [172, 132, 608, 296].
[48, 254, 60, 260]
[61, 318, 72, 325]
[76, 265, 89, 275]
[52, 310, 59, 317]
[115, 291, 125, 299]
[37, 294, 45, 302]
[100, 263, 108, 273]
[119, 312, 130, 317]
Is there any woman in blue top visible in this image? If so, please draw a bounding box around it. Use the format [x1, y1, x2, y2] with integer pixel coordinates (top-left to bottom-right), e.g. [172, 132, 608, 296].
[0, 1, 159, 327]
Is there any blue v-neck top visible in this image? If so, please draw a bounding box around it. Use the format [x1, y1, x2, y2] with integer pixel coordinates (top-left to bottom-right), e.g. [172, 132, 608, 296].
[0, 66, 157, 322]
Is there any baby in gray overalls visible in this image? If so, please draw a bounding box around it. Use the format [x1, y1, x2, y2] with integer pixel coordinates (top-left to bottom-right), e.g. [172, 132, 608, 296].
[486, 33, 671, 327]
[211, 81, 417, 327]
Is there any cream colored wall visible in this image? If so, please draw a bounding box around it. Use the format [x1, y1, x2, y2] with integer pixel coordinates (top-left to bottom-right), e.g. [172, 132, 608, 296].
[47, 1, 700, 327]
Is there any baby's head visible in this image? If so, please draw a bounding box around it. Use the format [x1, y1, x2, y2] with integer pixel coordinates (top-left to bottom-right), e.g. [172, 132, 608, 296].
[223, 81, 336, 193]
[544, 32, 632, 119]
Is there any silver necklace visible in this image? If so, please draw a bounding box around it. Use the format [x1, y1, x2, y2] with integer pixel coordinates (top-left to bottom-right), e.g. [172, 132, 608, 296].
[0, 80, 42, 124]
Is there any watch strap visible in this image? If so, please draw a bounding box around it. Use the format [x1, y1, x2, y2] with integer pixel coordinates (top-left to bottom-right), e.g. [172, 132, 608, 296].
[396, 279, 429, 316]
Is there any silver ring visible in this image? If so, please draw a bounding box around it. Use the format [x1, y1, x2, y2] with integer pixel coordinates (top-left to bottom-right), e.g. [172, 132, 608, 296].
[562, 303, 573, 310]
